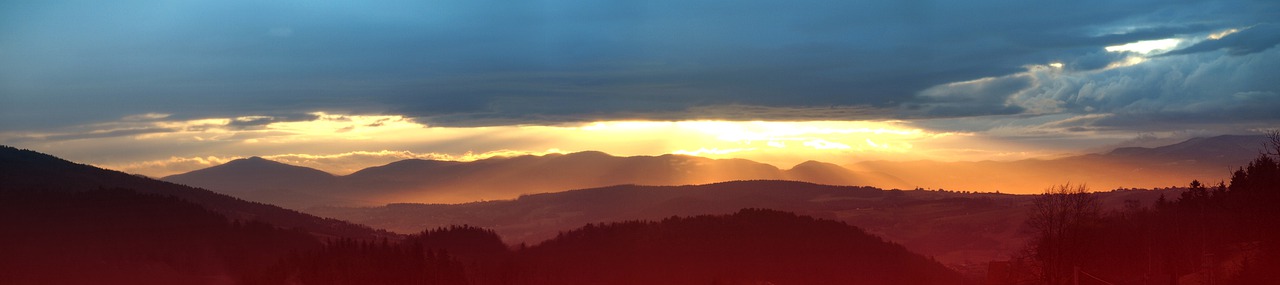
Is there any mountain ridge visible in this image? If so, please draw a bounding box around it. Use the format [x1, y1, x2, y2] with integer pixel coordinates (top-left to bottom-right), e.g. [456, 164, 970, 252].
[162, 134, 1265, 208]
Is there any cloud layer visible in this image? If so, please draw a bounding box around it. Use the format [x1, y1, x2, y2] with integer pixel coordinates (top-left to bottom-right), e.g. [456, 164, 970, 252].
[3, 0, 1277, 131]
[2, 1, 1278, 172]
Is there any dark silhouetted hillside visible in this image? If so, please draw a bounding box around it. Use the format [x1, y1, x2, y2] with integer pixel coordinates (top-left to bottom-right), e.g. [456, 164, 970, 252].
[1006, 140, 1280, 285]
[0, 145, 389, 240]
[0, 188, 322, 284]
[244, 209, 962, 285]
[242, 228, 491, 285]
[516, 209, 960, 285]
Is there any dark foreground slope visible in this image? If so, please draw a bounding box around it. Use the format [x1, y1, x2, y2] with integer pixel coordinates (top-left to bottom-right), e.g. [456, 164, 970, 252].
[0, 146, 390, 240]
[1014, 154, 1280, 285]
[0, 146, 401, 284]
[248, 209, 960, 285]
[517, 209, 960, 285]
[0, 188, 321, 284]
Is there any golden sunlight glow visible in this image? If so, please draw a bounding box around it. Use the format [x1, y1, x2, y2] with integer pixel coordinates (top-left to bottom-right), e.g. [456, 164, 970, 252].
[11, 112, 996, 177]
[1104, 56, 1148, 70]
[1104, 38, 1181, 54]
[575, 120, 931, 158]
[672, 148, 756, 156]
[1207, 28, 1240, 40]
[266, 113, 422, 140]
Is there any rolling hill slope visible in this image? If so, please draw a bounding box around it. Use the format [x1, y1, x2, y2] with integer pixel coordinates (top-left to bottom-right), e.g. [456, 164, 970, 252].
[0, 145, 391, 240]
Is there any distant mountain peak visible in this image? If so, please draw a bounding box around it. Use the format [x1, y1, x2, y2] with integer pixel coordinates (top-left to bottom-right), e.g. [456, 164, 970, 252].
[226, 156, 282, 165]
[186, 157, 333, 177]
[1107, 134, 1265, 154]
[563, 150, 614, 158]
[1103, 134, 1265, 166]
[161, 155, 335, 195]
[791, 160, 839, 169]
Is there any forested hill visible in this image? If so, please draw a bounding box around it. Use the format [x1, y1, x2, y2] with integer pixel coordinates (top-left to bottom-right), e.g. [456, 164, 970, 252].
[245, 209, 962, 285]
[1006, 150, 1280, 285]
[517, 208, 960, 285]
[0, 145, 390, 240]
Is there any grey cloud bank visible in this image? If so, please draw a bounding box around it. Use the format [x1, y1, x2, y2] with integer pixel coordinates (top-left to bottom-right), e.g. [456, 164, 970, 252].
[2, 0, 1278, 136]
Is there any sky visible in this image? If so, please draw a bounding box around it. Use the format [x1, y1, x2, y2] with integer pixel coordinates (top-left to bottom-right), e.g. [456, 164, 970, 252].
[2, 0, 1279, 177]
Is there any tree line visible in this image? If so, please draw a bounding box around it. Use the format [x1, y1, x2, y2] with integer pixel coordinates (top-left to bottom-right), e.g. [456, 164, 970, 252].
[240, 209, 960, 285]
[1014, 132, 1280, 285]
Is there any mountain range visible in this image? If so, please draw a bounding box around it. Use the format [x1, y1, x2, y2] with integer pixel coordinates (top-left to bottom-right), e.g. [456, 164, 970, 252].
[1, 145, 965, 284]
[163, 135, 1264, 209]
[164, 150, 882, 208]
[4, 136, 1256, 282]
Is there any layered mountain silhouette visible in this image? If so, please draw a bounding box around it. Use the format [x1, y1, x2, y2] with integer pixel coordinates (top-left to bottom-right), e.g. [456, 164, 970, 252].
[165, 151, 885, 208]
[314, 180, 1181, 267]
[1, 187, 323, 284]
[3, 146, 965, 284]
[165, 135, 1263, 209]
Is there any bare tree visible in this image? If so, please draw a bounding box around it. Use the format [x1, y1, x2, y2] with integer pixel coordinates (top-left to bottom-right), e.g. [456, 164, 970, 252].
[1265, 129, 1280, 158]
[1025, 183, 1102, 285]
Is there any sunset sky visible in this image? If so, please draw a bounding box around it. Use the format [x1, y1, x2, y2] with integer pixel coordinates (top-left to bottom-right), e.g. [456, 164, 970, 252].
[3, 1, 1278, 177]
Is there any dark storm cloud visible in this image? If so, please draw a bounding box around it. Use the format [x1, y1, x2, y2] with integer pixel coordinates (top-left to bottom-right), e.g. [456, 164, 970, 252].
[4, 127, 179, 143]
[1162, 24, 1280, 56]
[1068, 51, 1130, 71]
[1, 0, 1277, 132]
[909, 74, 1033, 117]
[995, 46, 1280, 133]
[46, 128, 179, 141]
[225, 113, 321, 129]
